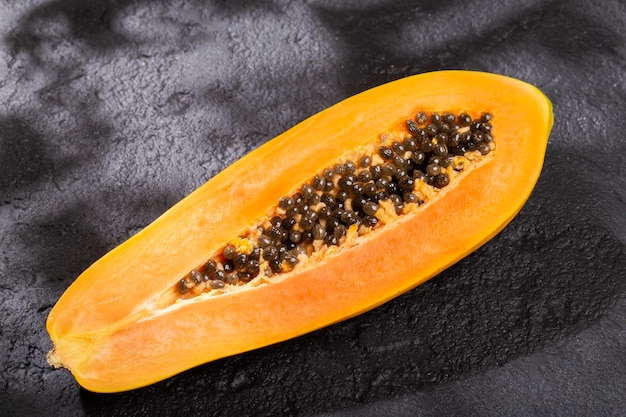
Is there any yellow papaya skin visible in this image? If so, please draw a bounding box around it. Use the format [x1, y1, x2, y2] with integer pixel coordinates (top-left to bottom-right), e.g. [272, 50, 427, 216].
[46, 70, 553, 393]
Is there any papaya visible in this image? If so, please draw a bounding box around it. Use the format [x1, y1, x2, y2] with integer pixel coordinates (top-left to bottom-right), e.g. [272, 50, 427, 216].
[46, 70, 553, 393]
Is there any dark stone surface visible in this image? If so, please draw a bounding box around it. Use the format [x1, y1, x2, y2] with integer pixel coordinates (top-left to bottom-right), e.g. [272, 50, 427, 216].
[1, 0, 624, 416]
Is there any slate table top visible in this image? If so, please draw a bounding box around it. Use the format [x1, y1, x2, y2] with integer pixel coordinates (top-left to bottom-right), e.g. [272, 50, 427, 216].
[1, 0, 625, 416]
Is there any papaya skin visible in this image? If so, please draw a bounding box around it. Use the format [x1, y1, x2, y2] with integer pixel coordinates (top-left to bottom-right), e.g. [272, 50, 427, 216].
[46, 70, 553, 393]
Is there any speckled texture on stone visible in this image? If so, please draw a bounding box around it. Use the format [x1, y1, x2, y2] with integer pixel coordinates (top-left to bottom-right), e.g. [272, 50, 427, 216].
[0, 0, 624, 416]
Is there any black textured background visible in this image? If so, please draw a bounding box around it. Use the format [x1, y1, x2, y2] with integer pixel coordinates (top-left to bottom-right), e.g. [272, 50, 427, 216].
[1, 1, 625, 416]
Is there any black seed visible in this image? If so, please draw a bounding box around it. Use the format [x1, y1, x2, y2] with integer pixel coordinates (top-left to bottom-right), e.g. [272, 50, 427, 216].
[435, 132, 448, 145]
[289, 230, 302, 243]
[340, 210, 359, 225]
[321, 193, 336, 207]
[426, 163, 441, 176]
[345, 160, 357, 173]
[336, 190, 349, 202]
[267, 226, 283, 241]
[404, 192, 419, 204]
[279, 196, 294, 210]
[238, 271, 253, 282]
[293, 193, 304, 207]
[386, 181, 401, 196]
[338, 175, 355, 191]
[379, 146, 394, 160]
[304, 209, 318, 221]
[323, 168, 334, 180]
[318, 206, 332, 220]
[430, 112, 441, 123]
[351, 196, 366, 213]
[394, 167, 408, 180]
[362, 215, 379, 227]
[324, 234, 338, 246]
[212, 270, 225, 281]
[398, 176, 415, 191]
[312, 175, 326, 191]
[357, 170, 372, 183]
[285, 206, 299, 218]
[411, 150, 426, 165]
[269, 260, 282, 273]
[388, 195, 404, 214]
[333, 163, 346, 176]
[223, 244, 237, 260]
[448, 132, 461, 147]
[483, 133, 494, 143]
[413, 170, 427, 183]
[249, 248, 261, 261]
[477, 142, 491, 155]
[406, 119, 418, 133]
[481, 123, 492, 133]
[453, 143, 468, 155]
[301, 184, 314, 200]
[393, 155, 406, 169]
[283, 254, 299, 268]
[416, 111, 428, 125]
[307, 192, 320, 206]
[382, 163, 396, 177]
[282, 217, 296, 231]
[326, 216, 341, 231]
[178, 279, 189, 294]
[270, 216, 282, 227]
[434, 173, 450, 188]
[426, 123, 438, 136]
[333, 224, 347, 238]
[403, 137, 418, 151]
[434, 143, 448, 157]
[359, 155, 371, 168]
[458, 113, 471, 126]
[312, 223, 326, 240]
[210, 279, 225, 289]
[226, 273, 238, 285]
[234, 252, 247, 270]
[363, 182, 377, 196]
[415, 128, 428, 140]
[471, 130, 484, 143]
[442, 113, 455, 124]
[441, 156, 454, 168]
[421, 140, 434, 153]
[351, 182, 364, 197]
[369, 164, 382, 180]
[324, 180, 334, 192]
[429, 155, 441, 166]
[299, 217, 315, 231]
[392, 141, 405, 154]
[362, 201, 379, 216]
[246, 259, 260, 274]
[481, 112, 493, 123]
[376, 177, 390, 190]
[204, 260, 217, 274]
[470, 121, 482, 132]
[373, 191, 388, 202]
[223, 261, 234, 272]
[438, 123, 451, 133]
[263, 245, 278, 261]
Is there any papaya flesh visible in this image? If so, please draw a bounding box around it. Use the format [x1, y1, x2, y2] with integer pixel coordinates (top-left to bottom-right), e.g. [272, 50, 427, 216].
[46, 70, 553, 393]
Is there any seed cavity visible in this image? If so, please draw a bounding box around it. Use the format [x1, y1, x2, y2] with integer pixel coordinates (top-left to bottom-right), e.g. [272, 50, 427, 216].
[176, 111, 495, 297]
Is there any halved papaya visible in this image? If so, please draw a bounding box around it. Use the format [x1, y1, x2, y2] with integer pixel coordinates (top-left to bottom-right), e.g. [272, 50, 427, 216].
[46, 70, 553, 393]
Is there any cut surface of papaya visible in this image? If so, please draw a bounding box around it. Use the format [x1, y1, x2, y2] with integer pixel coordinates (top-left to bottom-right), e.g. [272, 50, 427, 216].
[46, 70, 553, 393]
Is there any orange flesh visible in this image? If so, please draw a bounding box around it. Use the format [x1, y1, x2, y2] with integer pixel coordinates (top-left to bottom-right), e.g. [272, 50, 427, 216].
[46, 70, 553, 392]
